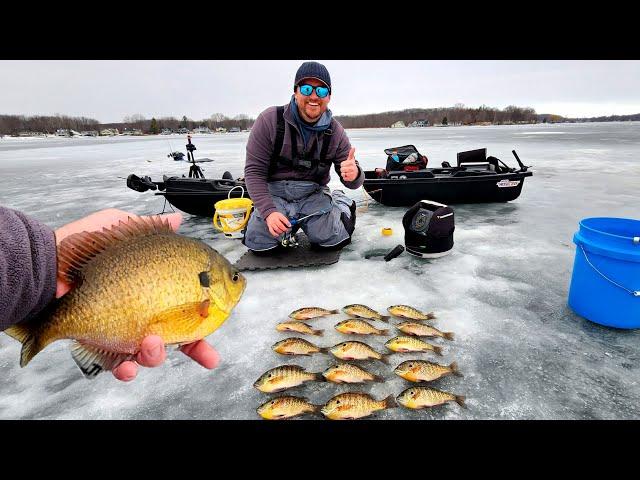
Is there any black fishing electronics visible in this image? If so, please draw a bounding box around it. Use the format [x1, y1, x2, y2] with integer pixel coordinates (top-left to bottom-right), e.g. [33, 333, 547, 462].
[402, 200, 455, 258]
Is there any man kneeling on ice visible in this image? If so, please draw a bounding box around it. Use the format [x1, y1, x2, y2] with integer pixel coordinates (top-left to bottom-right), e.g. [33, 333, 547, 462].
[243, 61, 363, 254]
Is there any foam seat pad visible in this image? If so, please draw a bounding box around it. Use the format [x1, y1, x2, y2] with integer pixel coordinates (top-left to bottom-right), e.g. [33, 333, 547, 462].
[234, 232, 341, 271]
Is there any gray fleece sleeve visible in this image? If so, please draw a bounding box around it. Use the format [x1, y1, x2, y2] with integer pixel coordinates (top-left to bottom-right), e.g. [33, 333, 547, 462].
[244, 109, 279, 220]
[0, 206, 57, 331]
[333, 126, 364, 190]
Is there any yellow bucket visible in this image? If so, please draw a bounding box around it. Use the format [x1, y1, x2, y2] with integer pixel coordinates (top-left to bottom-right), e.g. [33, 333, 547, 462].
[213, 186, 253, 239]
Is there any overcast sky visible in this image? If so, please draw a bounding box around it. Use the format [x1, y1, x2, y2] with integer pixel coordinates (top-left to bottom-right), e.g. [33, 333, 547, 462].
[1, 60, 639, 123]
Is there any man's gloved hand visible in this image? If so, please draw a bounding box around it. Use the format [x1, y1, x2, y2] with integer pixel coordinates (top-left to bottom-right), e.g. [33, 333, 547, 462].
[265, 211, 291, 237]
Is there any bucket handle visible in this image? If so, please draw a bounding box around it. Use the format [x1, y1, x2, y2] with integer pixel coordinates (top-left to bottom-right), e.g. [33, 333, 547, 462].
[228, 185, 245, 199]
[580, 244, 640, 297]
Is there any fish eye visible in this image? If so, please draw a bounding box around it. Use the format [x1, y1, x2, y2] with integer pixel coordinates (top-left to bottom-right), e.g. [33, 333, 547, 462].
[336, 400, 341, 405]
[268, 374, 272, 378]
[232, 272, 240, 282]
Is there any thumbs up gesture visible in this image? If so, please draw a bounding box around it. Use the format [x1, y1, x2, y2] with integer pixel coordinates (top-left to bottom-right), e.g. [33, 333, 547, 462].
[340, 147, 359, 182]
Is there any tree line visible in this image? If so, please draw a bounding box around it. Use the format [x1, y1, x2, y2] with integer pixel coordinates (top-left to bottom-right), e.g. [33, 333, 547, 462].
[569, 113, 640, 122]
[0, 114, 100, 135]
[100, 113, 255, 134]
[0, 113, 255, 135]
[3, 107, 639, 136]
[335, 104, 540, 128]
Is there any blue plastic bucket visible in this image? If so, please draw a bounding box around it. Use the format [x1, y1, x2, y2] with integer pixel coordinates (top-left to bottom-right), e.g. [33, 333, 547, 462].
[568, 217, 640, 329]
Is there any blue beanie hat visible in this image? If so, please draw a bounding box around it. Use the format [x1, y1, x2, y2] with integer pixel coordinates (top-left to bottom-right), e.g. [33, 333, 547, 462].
[294, 61, 331, 92]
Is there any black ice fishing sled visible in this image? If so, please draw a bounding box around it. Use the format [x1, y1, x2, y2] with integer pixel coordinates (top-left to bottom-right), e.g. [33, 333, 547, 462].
[363, 146, 533, 207]
[126, 136, 249, 217]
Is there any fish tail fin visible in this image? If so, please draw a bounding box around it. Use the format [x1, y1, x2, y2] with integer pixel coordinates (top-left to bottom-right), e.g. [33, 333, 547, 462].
[433, 345, 444, 356]
[311, 404, 324, 417]
[378, 329, 390, 336]
[455, 395, 467, 409]
[443, 331, 455, 341]
[312, 329, 324, 336]
[4, 322, 43, 367]
[449, 361, 463, 377]
[330, 309, 339, 314]
[372, 373, 385, 383]
[313, 372, 326, 383]
[380, 354, 391, 365]
[380, 315, 391, 323]
[426, 312, 437, 320]
[383, 394, 398, 409]
[318, 347, 330, 355]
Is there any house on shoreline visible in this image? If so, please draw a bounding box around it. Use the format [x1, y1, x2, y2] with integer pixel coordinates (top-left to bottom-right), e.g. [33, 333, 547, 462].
[100, 128, 119, 136]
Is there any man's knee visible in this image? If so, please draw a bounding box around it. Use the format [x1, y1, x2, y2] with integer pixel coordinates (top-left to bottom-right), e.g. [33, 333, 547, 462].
[308, 201, 356, 251]
[242, 212, 279, 252]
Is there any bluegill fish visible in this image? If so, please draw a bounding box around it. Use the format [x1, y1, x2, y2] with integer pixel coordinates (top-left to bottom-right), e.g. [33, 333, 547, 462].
[288, 307, 338, 320]
[397, 386, 466, 409]
[276, 321, 323, 336]
[4, 215, 246, 378]
[272, 337, 327, 356]
[253, 365, 323, 393]
[342, 304, 390, 322]
[385, 336, 443, 356]
[394, 360, 462, 382]
[321, 392, 397, 420]
[257, 396, 320, 420]
[335, 319, 389, 336]
[387, 305, 436, 321]
[322, 363, 383, 384]
[396, 322, 454, 340]
[329, 341, 391, 364]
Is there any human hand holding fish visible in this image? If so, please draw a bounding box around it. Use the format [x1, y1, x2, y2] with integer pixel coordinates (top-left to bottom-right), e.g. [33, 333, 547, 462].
[53, 208, 221, 382]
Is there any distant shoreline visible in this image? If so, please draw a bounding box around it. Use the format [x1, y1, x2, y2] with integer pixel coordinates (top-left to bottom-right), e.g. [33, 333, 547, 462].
[3, 119, 639, 139]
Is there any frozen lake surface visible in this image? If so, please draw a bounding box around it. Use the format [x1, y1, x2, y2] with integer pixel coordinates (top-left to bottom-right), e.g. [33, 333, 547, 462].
[0, 123, 638, 420]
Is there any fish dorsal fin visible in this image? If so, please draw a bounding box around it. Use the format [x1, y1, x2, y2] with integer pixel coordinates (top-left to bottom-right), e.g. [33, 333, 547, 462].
[57, 215, 174, 284]
[70, 341, 135, 379]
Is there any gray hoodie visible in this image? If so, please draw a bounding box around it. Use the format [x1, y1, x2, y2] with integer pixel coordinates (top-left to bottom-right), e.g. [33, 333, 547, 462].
[244, 102, 364, 219]
[0, 206, 57, 330]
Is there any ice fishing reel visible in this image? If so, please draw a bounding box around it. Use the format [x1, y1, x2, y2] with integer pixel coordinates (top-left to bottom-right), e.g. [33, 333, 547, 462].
[281, 231, 300, 248]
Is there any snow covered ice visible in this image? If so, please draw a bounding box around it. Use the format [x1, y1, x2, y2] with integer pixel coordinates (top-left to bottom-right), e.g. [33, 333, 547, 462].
[0, 123, 639, 419]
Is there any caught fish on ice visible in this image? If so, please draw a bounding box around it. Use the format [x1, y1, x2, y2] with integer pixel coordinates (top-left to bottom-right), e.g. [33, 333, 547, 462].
[387, 305, 436, 321]
[342, 304, 390, 322]
[253, 365, 323, 393]
[272, 337, 327, 356]
[276, 321, 324, 336]
[334, 318, 389, 336]
[257, 396, 320, 420]
[288, 307, 339, 320]
[394, 360, 462, 383]
[329, 341, 392, 364]
[3, 215, 247, 378]
[322, 363, 383, 384]
[397, 386, 466, 410]
[385, 336, 443, 355]
[321, 392, 397, 420]
[396, 322, 454, 340]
